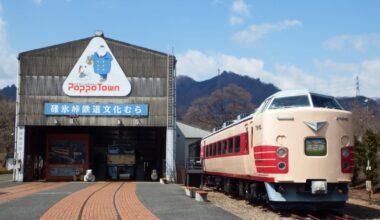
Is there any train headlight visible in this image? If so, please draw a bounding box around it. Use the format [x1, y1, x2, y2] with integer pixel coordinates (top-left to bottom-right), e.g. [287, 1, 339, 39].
[341, 147, 350, 158]
[277, 161, 287, 170]
[276, 147, 287, 158]
[342, 161, 349, 170]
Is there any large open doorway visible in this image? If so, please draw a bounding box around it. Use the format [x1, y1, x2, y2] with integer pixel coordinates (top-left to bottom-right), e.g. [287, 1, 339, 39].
[23, 126, 166, 181]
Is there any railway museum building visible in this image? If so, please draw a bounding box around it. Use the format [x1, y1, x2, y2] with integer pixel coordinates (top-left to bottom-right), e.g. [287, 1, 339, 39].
[13, 33, 176, 182]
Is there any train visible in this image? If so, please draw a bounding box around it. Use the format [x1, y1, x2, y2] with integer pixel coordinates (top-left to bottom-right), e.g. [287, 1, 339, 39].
[107, 145, 135, 180]
[201, 89, 354, 210]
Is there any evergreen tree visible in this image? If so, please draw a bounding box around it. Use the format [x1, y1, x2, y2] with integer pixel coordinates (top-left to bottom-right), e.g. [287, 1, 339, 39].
[355, 130, 379, 184]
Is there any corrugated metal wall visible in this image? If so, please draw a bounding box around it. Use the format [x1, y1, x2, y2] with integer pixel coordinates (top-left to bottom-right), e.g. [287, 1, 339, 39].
[18, 37, 174, 127]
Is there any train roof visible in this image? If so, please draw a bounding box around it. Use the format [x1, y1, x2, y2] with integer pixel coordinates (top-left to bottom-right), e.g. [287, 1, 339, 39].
[204, 89, 340, 140]
[268, 89, 334, 98]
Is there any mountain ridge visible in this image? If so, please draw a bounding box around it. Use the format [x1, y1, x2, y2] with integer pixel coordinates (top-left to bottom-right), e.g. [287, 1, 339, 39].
[176, 71, 280, 118]
[0, 85, 16, 101]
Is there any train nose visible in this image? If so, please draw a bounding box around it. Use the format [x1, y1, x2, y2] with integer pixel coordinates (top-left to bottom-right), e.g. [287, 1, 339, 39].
[265, 109, 353, 182]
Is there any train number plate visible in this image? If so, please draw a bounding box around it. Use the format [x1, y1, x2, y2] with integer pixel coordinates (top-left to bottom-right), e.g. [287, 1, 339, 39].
[311, 181, 327, 194]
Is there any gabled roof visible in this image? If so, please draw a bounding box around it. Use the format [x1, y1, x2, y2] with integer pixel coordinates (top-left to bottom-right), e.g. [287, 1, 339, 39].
[176, 122, 210, 139]
[19, 35, 170, 58]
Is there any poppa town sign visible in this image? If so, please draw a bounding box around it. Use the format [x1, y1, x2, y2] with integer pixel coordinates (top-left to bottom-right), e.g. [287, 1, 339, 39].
[62, 36, 132, 96]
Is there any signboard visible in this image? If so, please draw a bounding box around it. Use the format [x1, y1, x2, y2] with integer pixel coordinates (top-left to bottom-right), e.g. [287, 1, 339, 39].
[44, 103, 148, 116]
[62, 37, 131, 96]
[14, 126, 25, 182]
[16, 126, 25, 152]
[366, 180, 372, 191]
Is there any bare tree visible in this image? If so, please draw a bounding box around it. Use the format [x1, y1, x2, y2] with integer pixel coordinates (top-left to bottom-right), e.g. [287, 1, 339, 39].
[350, 104, 380, 137]
[182, 84, 254, 130]
[0, 99, 15, 156]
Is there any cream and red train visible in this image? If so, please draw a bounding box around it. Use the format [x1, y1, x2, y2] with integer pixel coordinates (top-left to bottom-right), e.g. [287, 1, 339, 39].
[201, 90, 354, 209]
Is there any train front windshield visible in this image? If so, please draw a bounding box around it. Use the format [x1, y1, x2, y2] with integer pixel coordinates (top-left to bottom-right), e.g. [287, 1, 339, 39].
[266, 94, 343, 111]
[268, 95, 310, 109]
[310, 94, 342, 110]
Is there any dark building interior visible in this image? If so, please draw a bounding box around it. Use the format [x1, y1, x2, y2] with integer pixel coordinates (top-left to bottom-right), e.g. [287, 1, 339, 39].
[23, 126, 166, 181]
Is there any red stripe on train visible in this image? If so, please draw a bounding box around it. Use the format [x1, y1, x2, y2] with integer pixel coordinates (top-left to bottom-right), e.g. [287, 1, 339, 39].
[253, 145, 289, 174]
[204, 171, 275, 182]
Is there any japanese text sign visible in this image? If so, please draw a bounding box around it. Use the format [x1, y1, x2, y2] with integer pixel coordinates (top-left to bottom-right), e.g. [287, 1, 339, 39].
[44, 103, 148, 116]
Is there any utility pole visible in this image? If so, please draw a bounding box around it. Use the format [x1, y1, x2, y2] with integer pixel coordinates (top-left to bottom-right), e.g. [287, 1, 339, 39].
[356, 75, 360, 97]
[366, 159, 373, 205]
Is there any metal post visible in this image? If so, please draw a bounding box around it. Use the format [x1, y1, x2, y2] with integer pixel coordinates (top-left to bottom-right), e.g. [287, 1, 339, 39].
[366, 159, 372, 205]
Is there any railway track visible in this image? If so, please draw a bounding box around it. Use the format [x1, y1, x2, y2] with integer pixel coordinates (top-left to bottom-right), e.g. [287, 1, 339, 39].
[287, 210, 360, 220]
[40, 182, 158, 220]
[206, 187, 369, 220]
[77, 182, 120, 220]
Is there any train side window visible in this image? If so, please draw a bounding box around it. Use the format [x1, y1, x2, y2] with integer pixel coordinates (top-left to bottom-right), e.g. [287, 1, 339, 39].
[213, 144, 217, 156]
[206, 145, 208, 157]
[241, 132, 248, 153]
[217, 142, 221, 155]
[234, 136, 240, 153]
[228, 138, 233, 153]
[222, 141, 226, 154]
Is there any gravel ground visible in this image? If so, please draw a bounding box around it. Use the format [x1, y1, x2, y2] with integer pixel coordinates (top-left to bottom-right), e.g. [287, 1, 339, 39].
[205, 189, 289, 220]
[205, 187, 380, 220]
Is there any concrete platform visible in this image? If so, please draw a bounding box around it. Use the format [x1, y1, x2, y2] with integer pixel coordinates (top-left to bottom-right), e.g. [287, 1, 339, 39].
[0, 175, 240, 220]
[136, 182, 239, 220]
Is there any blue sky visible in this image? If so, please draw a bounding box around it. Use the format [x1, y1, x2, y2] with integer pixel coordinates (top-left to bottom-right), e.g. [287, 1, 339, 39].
[0, 0, 379, 97]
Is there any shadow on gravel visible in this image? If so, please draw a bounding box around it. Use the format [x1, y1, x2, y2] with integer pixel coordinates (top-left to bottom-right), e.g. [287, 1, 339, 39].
[340, 203, 380, 219]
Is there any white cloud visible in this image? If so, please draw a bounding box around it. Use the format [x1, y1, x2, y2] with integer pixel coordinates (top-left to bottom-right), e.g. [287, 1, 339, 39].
[34, 0, 43, 5]
[272, 64, 320, 90]
[359, 58, 380, 96]
[177, 50, 380, 97]
[0, 18, 17, 88]
[231, 0, 249, 16]
[273, 59, 380, 97]
[271, 64, 355, 96]
[314, 59, 359, 75]
[229, 0, 249, 26]
[233, 20, 302, 44]
[229, 15, 244, 26]
[176, 50, 269, 81]
[323, 34, 380, 52]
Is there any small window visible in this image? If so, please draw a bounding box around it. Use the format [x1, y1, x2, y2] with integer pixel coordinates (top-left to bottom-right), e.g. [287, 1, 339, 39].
[206, 145, 209, 157]
[305, 138, 327, 156]
[234, 136, 240, 153]
[258, 98, 271, 113]
[217, 142, 221, 155]
[222, 141, 227, 154]
[241, 132, 248, 153]
[228, 138, 233, 153]
[213, 144, 217, 156]
[269, 95, 310, 109]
